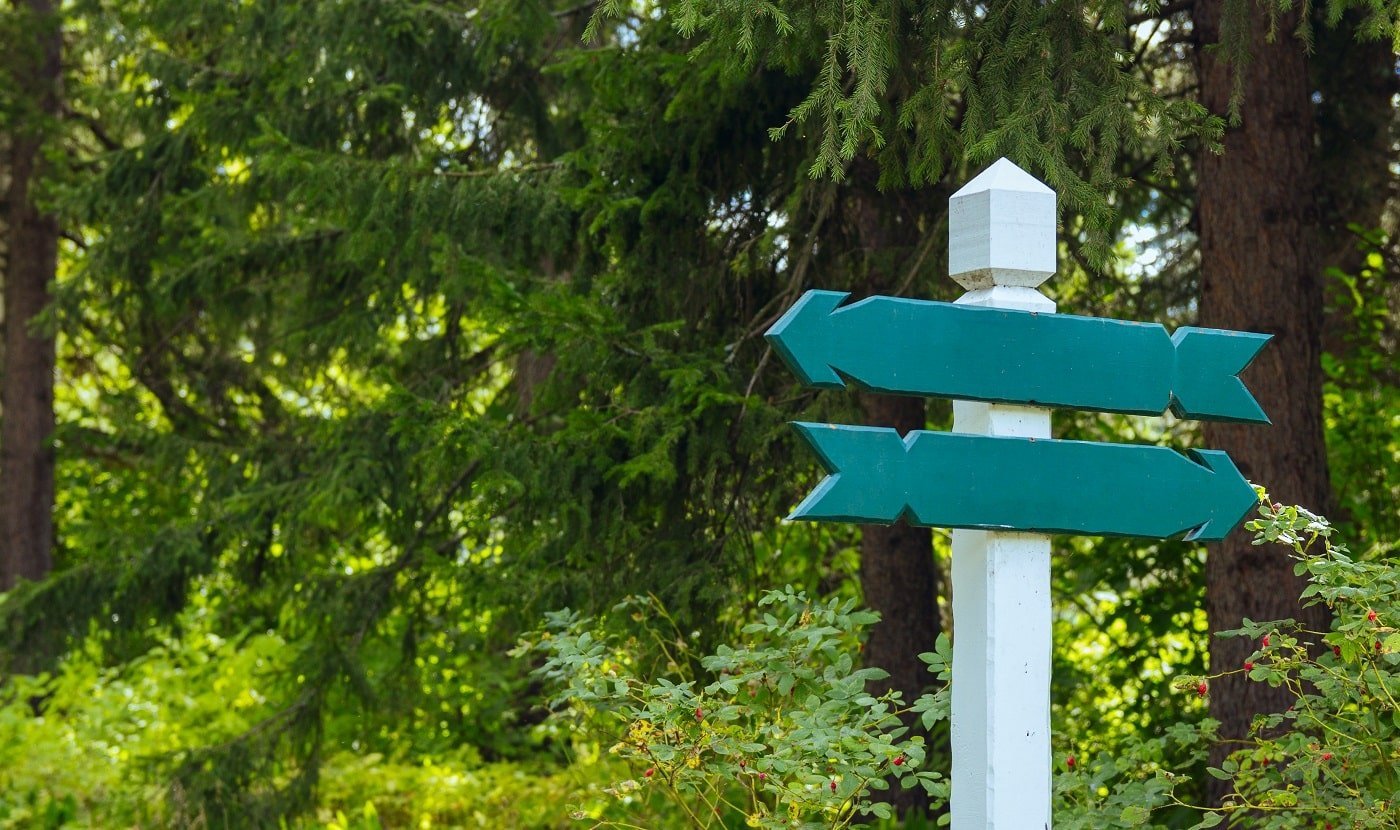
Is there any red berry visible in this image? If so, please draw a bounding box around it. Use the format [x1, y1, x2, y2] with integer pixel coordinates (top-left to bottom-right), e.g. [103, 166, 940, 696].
[1321, 752, 1333, 761]
[893, 756, 905, 766]
[694, 707, 704, 721]
[1333, 645, 1342, 657]
[1368, 610, 1378, 622]
[1244, 661, 1254, 671]
[1261, 634, 1270, 647]
[739, 759, 746, 768]
[1066, 755, 1076, 769]
[758, 772, 766, 781]
[1196, 681, 1208, 697]
[830, 780, 837, 792]
[644, 767, 655, 778]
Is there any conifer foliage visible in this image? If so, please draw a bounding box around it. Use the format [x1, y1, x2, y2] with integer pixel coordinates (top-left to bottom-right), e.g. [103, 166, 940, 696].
[0, 0, 1393, 826]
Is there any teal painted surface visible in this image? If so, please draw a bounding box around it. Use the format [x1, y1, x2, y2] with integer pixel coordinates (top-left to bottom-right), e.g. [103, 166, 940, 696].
[789, 423, 1258, 541]
[766, 290, 1271, 423]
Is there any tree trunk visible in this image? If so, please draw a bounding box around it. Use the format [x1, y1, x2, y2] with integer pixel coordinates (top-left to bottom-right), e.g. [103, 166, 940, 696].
[1192, 0, 1333, 805]
[1, 0, 61, 590]
[845, 170, 943, 818]
[858, 392, 941, 706]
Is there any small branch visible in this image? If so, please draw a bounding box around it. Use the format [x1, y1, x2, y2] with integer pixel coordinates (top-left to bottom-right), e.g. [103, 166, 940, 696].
[1126, 0, 1194, 27]
[63, 105, 122, 152]
[438, 161, 561, 178]
[553, 0, 599, 17]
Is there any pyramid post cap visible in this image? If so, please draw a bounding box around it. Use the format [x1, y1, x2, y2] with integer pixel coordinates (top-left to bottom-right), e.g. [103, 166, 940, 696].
[949, 158, 1057, 289]
[950, 157, 1055, 199]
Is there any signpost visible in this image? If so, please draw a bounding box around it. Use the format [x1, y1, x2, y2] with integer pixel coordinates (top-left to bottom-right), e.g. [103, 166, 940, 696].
[764, 158, 1270, 829]
[787, 424, 1257, 541]
[767, 290, 1271, 422]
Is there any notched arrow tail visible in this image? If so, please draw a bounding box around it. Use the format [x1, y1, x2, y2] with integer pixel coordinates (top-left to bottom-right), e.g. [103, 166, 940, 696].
[1169, 328, 1272, 424]
[788, 422, 911, 524]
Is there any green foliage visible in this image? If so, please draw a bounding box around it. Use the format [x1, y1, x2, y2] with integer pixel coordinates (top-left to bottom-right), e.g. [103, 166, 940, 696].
[5, 1, 814, 820]
[1187, 501, 1400, 828]
[311, 753, 634, 830]
[1322, 231, 1400, 549]
[0, 595, 631, 830]
[602, 0, 1224, 263]
[520, 588, 950, 828]
[0, 0, 1395, 827]
[0, 601, 288, 828]
[1054, 720, 1218, 830]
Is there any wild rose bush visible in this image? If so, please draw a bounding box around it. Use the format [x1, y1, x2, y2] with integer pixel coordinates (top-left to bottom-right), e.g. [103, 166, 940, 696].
[519, 588, 949, 829]
[1067, 499, 1400, 829]
[526, 499, 1399, 829]
[1179, 501, 1400, 829]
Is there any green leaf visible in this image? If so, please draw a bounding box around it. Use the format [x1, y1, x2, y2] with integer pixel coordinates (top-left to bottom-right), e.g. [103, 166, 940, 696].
[1120, 805, 1151, 825]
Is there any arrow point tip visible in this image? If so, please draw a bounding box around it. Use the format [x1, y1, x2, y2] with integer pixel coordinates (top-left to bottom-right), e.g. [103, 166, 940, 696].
[765, 291, 850, 388]
[1185, 450, 1258, 542]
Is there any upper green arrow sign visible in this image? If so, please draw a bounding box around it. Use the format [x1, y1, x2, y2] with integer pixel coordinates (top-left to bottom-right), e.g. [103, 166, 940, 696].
[791, 424, 1258, 541]
[766, 290, 1271, 423]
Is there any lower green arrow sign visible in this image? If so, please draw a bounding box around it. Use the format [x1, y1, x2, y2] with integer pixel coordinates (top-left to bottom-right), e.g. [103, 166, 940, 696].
[790, 423, 1258, 541]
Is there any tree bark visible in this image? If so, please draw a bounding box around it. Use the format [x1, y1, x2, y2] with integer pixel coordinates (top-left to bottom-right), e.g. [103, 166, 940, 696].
[1192, 0, 1333, 805]
[1, 0, 61, 590]
[845, 169, 943, 818]
[858, 392, 941, 707]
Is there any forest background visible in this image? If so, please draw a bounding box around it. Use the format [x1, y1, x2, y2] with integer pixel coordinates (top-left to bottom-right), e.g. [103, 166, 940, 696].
[0, 0, 1397, 828]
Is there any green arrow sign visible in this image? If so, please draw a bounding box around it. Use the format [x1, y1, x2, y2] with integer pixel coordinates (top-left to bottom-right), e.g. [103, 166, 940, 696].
[766, 290, 1271, 423]
[790, 423, 1258, 541]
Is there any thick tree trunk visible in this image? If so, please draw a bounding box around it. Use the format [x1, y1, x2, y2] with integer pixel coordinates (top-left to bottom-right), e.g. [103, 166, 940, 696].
[1193, 0, 1333, 805]
[858, 392, 941, 706]
[1, 132, 8, 378]
[845, 172, 943, 818]
[1, 0, 61, 590]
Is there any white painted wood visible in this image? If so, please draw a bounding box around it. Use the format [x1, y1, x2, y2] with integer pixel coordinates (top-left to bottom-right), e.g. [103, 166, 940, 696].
[948, 158, 1057, 291]
[949, 159, 1056, 830]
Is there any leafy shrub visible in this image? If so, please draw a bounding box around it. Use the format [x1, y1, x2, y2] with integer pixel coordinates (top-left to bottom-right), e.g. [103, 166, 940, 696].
[1052, 721, 1215, 830]
[1070, 500, 1400, 829]
[1186, 501, 1400, 828]
[520, 587, 949, 829]
[0, 616, 287, 828]
[312, 751, 638, 829]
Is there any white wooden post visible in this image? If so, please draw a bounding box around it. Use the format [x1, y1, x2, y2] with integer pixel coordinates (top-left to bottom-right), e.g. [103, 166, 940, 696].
[948, 158, 1056, 830]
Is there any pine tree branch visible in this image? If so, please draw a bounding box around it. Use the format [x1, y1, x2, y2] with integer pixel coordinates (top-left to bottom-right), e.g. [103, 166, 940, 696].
[59, 228, 87, 250]
[439, 161, 560, 178]
[1126, 0, 1194, 27]
[728, 173, 848, 361]
[62, 104, 121, 152]
[1131, 18, 1170, 67]
[552, 0, 599, 18]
